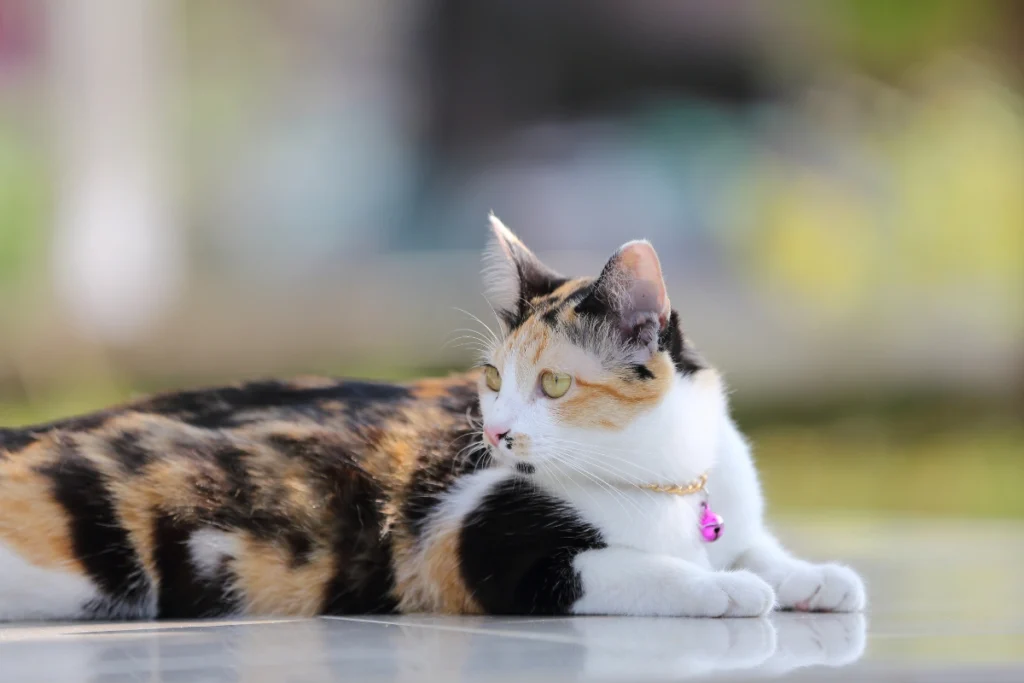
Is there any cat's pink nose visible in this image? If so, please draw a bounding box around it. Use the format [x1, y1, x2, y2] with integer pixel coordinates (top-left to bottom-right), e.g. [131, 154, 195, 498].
[485, 426, 510, 447]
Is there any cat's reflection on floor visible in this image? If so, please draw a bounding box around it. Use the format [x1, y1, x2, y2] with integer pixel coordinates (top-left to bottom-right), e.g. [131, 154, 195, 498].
[569, 612, 867, 679]
[6, 612, 866, 682]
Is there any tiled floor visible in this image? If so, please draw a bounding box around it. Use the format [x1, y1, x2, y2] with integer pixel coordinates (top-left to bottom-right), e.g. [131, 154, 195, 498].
[2, 518, 1023, 682]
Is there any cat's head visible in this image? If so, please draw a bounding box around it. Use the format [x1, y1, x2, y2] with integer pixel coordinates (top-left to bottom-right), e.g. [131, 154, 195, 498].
[476, 214, 725, 482]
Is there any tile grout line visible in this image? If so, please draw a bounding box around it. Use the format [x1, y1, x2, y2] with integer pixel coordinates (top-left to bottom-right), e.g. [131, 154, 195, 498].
[321, 616, 590, 646]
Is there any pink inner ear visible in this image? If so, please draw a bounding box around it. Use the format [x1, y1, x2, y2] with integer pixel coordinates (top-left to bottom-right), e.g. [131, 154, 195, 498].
[617, 241, 670, 323]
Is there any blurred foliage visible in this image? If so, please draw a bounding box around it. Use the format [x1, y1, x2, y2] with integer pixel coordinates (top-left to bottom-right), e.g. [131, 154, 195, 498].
[0, 120, 48, 288]
[821, 0, 1001, 75]
[756, 421, 1024, 519]
[749, 58, 1024, 317]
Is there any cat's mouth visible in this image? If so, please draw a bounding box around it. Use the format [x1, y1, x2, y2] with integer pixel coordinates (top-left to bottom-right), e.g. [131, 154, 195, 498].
[486, 441, 535, 472]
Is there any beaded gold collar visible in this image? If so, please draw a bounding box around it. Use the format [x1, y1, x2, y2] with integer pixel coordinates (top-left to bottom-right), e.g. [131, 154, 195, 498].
[637, 472, 708, 497]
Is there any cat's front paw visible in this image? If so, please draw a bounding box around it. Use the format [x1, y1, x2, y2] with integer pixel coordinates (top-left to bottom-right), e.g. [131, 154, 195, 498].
[699, 570, 776, 618]
[774, 563, 865, 612]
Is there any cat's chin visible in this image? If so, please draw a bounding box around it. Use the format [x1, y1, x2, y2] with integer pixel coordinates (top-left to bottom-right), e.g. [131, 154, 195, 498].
[486, 448, 533, 472]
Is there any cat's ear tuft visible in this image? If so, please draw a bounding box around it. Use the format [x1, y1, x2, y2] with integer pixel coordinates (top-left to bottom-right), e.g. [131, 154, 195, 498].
[482, 214, 565, 327]
[578, 240, 671, 358]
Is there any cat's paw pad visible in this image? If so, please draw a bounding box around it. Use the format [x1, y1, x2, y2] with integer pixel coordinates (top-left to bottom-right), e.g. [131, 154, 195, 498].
[776, 563, 865, 612]
[713, 570, 776, 618]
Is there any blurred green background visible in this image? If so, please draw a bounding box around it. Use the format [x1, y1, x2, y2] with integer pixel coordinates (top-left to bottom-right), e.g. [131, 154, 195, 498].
[1, 0, 1021, 517]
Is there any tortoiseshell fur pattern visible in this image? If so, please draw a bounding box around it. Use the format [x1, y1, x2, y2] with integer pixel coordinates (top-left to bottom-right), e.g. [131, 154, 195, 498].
[0, 375, 490, 620]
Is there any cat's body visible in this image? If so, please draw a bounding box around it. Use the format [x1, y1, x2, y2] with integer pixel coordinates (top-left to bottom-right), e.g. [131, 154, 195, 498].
[0, 216, 865, 621]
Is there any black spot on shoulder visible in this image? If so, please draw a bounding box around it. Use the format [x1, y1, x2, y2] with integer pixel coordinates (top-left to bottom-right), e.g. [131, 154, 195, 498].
[40, 445, 151, 611]
[631, 364, 656, 381]
[110, 430, 153, 474]
[459, 478, 605, 615]
[515, 462, 536, 475]
[152, 515, 240, 618]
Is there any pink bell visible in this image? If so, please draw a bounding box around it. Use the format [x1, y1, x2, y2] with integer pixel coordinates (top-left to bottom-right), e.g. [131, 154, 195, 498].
[699, 501, 724, 542]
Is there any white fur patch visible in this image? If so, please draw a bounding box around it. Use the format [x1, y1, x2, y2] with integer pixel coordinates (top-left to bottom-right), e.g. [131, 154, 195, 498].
[571, 547, 774, 617]
[188, 529, 240, 578]
[481, 214, 524, 317]
[423, 467, 513, 534]
[0, 541, 98, 621]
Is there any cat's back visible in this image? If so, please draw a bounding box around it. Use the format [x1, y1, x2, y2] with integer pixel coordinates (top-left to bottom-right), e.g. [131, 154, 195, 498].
[2, 373, 481, 457]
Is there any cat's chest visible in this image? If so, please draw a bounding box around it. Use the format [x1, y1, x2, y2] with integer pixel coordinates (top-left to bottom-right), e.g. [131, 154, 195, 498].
[550, 485, 710, 565]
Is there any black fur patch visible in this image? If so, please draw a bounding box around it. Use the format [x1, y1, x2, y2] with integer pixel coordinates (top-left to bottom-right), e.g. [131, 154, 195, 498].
[402, 431, 488, 537]
[152, 515, 239, 618]
[41, 446, 151, 611]
[501, 261, 568, 330]
[0, 429, 38, 453]
[4, 413, 112, 446]
[320, 465, 398, 615]
[515, 462, 536, 475]
[110, 430, 153, 474]
[631, 364, 656, 381]
[135, 380, 412, 429]
[437, 382, 480, 414]
[459, 478, 605, 615]
[206, 443, 294, 540]
[285, 531, 315, 567]
[540, 307, 561, 327]
[659, 311, 704, 376]
[571, 282, 608, 319]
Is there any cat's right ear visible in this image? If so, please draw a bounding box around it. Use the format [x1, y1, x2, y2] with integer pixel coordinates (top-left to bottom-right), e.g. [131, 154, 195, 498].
[482, 214, 566, 328]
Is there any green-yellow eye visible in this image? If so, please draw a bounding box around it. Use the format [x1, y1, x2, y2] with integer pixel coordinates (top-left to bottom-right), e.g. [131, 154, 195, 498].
[541, 371, 572, 398]
[484, 365, 502, 392]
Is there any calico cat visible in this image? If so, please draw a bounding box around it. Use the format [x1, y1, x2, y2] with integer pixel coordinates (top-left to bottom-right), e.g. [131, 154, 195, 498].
[0, 215, 865, 621]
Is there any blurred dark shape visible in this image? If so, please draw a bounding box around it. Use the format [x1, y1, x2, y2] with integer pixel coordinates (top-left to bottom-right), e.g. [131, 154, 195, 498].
[418, 0, 772, 158]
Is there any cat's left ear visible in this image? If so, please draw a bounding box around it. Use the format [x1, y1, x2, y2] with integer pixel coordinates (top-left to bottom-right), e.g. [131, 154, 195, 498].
[483, 213, 567, 327]
[577, 240, 671, 358]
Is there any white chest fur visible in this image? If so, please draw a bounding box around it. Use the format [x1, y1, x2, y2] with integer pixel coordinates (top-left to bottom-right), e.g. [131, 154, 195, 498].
[539, 482, 712, 568]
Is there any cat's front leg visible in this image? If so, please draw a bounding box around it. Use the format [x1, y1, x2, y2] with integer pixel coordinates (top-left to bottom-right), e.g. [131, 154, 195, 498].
[734, 533, 866, 612]
[571, 547, 775, 617]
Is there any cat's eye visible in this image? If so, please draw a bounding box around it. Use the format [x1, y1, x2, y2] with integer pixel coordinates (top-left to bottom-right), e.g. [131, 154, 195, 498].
[484, 365, 502, 392]
[540, 371, 572, 398]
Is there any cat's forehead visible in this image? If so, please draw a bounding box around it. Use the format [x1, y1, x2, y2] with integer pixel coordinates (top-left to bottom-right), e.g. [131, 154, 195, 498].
[525, 277, 595, 328]
[494, 277, 603, 369]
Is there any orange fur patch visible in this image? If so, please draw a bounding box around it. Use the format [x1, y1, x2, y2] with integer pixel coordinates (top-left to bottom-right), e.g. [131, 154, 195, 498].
[394, 525, 482, 615]
[0, 440, 83, 573]
[555, 353, 674, 430]
[232, 534, 335, 616]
